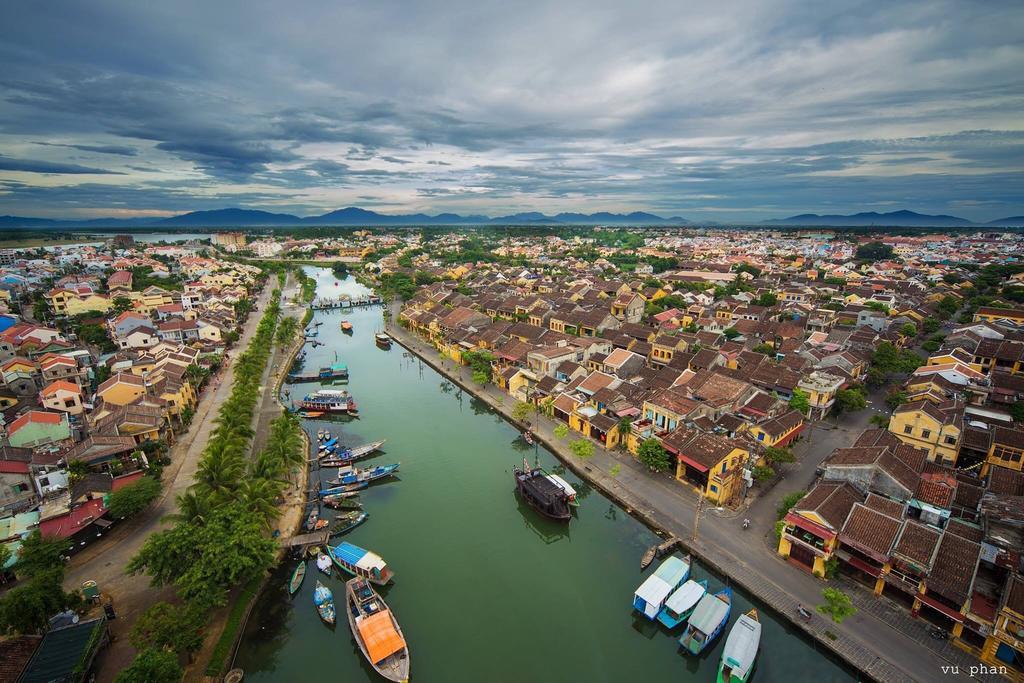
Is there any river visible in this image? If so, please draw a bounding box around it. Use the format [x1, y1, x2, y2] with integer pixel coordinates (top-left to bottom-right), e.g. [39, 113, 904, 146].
[234, 269, 858, 682]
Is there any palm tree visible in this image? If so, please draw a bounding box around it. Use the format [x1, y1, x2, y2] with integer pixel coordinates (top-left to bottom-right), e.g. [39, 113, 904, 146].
[239, 478, 284, 525]
[163, 490, 212, 526]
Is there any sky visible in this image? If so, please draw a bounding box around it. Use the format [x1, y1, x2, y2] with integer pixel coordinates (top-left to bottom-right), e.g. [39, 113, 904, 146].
[0, 0, 1022, 223]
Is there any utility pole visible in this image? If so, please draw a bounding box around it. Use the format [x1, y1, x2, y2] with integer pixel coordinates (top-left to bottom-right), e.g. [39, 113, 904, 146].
[691, 493, 705, 543]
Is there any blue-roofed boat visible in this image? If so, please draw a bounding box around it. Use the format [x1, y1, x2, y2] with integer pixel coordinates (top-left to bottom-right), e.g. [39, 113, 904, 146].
[680, 587, 732, 655]
[319, 440, 386, 463]
[633, 555, 690, 620]
[313, 580, 336, 625]
[329, 541, 394, 585]
[657, 578, 708, 629]
[319, 464, 399, 493]
[718, 608, 761, 683]
[319, 437, 339, 452]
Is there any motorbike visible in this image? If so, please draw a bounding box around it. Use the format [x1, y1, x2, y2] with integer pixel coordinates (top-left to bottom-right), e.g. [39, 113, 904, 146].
[796, 604, 813, 621]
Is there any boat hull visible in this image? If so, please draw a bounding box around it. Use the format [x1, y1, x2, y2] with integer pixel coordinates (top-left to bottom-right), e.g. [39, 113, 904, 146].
[513, 467, 571, 521]
[345, 579, 410, 683]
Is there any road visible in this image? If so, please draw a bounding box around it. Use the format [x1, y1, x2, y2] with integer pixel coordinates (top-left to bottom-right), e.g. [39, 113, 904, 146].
[63, 282, 276, 681]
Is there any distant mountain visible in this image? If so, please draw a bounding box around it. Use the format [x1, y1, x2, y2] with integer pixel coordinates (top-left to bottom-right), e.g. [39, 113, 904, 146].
[157, 208, 304, 226]
[988, 216, 1024, 227]
[763, 210, 973, 227]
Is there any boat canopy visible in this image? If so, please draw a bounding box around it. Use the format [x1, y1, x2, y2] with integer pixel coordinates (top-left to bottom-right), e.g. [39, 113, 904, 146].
[722, 613, 761, 679]
[634, 556, 689, 612]
[357, 611, 405, 664]
[689, 592, 730, 633]
[545, 473, 577, 498]
[316, 554, 332, 572]
[335, 542, 387, 573]
[664, 579, 706, 615]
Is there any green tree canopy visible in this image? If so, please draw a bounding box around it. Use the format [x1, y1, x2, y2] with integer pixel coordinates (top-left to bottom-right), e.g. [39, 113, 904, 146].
[637, 438, 672, 472]
[130, 602, 206, 656]
[817, 587, 857, 624]
[115, 649, 183, 683]
[789, 388, 810, 415]
[855, 241, 895, 262]
[107, 476, 162, 520]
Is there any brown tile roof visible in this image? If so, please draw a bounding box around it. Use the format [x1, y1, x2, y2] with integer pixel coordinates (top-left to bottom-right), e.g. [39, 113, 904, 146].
[840, 503, 901, 561]
[891, 521, 941, 572]
[794, 482, 862, 530]
[864, 493, 905, 518]
[927, 531, 981, 604]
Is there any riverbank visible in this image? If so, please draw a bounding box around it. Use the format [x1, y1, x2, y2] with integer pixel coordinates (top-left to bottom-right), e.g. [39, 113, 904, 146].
[384, 315, 981, 683]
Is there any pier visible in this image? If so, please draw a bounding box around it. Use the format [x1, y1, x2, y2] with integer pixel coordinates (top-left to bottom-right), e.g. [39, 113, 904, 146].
[310, 295, 382, 310]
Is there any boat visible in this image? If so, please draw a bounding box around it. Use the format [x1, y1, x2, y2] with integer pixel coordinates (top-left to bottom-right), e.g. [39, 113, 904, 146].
[317, 429, 325, 441]
[303, 411, 325, 418]
[315, 551, 333, 576]
[329, 541, 394, 585]
[318, 363, 349, 381]
[345, 578, 410, 683]
[641, 537, 681, 571]
[288, 561, 307, 595]
[330, 510, 368, 535]
[325, 431, 331, 439]
[680, 587, 733, 655]
[320, 464, 400, 492]
[319, 439, 386, 463]
[513, 461, 571, 521]
[544, 472, 579, 507]
[323, 494, 362, 510]
[523, 431, 534, 446]
[319, 437, 339, 452]
[718, 609, 761, 683]
[313, 581, 336, 625]
[305, 509, 319, 531]
[633, 555, 690, 620]
[341, 320, 353, 333]
[374, 332, 392, 348]
[657, 578, 708, 629]
[298, 389, 358, 414]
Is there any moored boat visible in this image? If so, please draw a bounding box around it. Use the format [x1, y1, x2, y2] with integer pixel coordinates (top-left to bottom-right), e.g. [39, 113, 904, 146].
[329, 541, 394, 585]
[323, 494, 362, 510]
[341, 320, 353, 333]
[315, 551, 333, 576]
[305, 508, 319, 531]
[330, 510, 368, 535]
[288, 560, 307, 596]
[680, 587, 732, 655]
[718, 609, 761, 683]
[298, 389, 358, 414]
[345, 578, 410, 682]
[319, 437, 339, 452]
[319, 481, 368, 496]
[319, 439, 386, 463]
[374, 332, 392, 348]
[320, 464, 399, 492]
[317, 429, 325, 441]
[657, 578, 708, 629]
[633, 554, 690, 619]
[313, 581, 336, 625]
[513, 461, 571, 521]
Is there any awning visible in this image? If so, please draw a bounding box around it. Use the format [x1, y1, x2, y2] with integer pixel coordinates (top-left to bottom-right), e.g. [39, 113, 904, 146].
[917, 593, 965, 623]
[784, 512, 835, 542]
[677, 454, 709, 473]
[844, 554, 883, 578]
[358, 611, 405, 664]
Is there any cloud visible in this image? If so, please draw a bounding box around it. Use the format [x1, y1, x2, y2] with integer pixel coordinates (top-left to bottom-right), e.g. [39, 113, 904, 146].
[35, 141, 138, 156]
[0, 154, 124, 174]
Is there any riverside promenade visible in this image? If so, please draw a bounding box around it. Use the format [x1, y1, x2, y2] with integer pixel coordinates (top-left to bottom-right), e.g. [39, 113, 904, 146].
[385, 310, 993, 683]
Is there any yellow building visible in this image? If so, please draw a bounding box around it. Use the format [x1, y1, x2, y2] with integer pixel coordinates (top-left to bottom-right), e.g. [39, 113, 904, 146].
[96, 372, 147, 406]
[796, 371, 844, 420]
[662, 428, 749, 505]
[777, 482, 861, 577]
[888, 399, 962, 466]
[46, 287, 112, 316]
[982, 426, 1024, 476]
[981, 575, 1024, 681]
[748, 409, 805, 449]
[975, 307, 1024, 325]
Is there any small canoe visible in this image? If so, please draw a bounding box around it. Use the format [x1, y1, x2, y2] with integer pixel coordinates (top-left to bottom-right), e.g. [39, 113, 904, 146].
[323, 494, 362, 510]
[346, 578, 409, 682]
[319, 481, 368, 495]
[303, 411, 325, 418]
[330, 511, 368, 536]
[288, 561, 307, 595]
[317, 429, 325, 441]
[314, 581, 336, 625]
[341, 321, 353, 332]
[718, 609, 761, 683]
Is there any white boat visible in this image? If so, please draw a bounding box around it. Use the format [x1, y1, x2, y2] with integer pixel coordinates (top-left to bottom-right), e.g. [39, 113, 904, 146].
[718, 609, 761, 683]
[632, 555, 690, 619]
[657, 577, 708, 629]
[544, 473, 579, 506]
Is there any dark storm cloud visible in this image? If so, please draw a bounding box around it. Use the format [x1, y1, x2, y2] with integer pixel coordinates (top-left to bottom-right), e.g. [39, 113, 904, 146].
[0, 0, 1022, 220]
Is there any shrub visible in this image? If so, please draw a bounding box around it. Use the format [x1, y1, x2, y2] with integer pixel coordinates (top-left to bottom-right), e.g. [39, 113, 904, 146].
[107, 477, 162, 520]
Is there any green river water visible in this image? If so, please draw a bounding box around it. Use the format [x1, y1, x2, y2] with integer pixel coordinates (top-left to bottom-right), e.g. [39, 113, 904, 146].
[234, 269, 858, 683]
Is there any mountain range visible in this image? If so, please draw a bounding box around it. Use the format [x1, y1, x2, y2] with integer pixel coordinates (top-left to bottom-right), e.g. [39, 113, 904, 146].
[0, 207, 1022, 228]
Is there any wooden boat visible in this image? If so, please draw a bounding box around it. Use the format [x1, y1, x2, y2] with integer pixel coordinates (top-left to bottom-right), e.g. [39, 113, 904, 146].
[657, 578, 708, 629]
[325, 430, 332, 440]
[329, 541, 394, 585]
[718, 609, 761, 683]
[341, 320, 353, 333]
[313, 581, 336, 625]
[523, 430, 534, 446]
[319, 440, 386, 463]
[315, 551, 333, 576]
[320, 481, 368, 496]
[633, 555, 690, 620]
[313, 519, 330, 531]
[329, 510, 368, 536]
[319, 437, 339, 452]
[345, 578, 410, 682]
[544, 472, 578, 507]
[513, 461, 571, 521]
[224, 669, 244, 683]
[317, 429, 326, 441]
[641, 537, 681, 571]
[323, 494, 362, 510]
[298, 389, 358, 414]
[319, 464, 400, 493]
[680, 587, 732, 655]
[374, 332, 392, 348]
[305, 509, 319, 531]
[288, 560, 307, 595]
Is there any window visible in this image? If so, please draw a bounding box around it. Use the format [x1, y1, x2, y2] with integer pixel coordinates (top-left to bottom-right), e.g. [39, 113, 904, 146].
[757, 432, 765, 441]
[710, 484, 718, 493]
[904, 425, 914, 435]
[921, 429, 931, 440]
[39, 477, 49, 487]
[944, 435, 957, 445]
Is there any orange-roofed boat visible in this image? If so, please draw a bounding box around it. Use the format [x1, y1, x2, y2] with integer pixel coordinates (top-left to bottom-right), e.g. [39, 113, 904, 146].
[345, 577, 409, 682]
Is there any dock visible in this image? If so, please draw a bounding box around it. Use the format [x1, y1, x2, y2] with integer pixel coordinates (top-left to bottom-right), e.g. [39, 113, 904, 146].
[280, 530, 330, 551]
[310, 296, 382, 310]
[640, 537, 681, 571]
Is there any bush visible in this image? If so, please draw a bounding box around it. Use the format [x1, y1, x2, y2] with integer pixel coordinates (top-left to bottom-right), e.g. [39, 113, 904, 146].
[637, 438, 672, 472]
[569, 439, 595, 459]
[130, 602, 206, 656]
[752, 465, 775, 482]
[107, 477, 162, 520]
[817, 587, 857, 623]
[776, 490, 806, 520]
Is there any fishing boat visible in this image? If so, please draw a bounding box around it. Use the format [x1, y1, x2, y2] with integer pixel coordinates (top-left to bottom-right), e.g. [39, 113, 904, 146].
[305, 509, 319, 531]
[718, 609, 761, 683]
[680, 587, 733, 655]
[330, 541, 394, 585]
[523, 430, 534, 446]
[330, 510, 368, 535]
[318, 363, 349, 381]
[319, 439, 386, 463]
[298, 389, 358, 414]
[320, 464, 400, 492]
[319, 437, 339, 452]
[317, 429, 325, 441]
[315, 551, 333, 576]
[313, 581, 336, 625]
[633, 554, 690, 619]
[657, 578, 708, 629]
[324, 430, 331, 439]
[320, 482, 368, 497]
[288, 561, 307, 596]
[514, 460, 571, 521]
[374, 332, 392, 348]
[345, 578, 410, 682]
[544, 472, 579, 507]
[323, 495, 362, 510]
[341, 320, 353, 333]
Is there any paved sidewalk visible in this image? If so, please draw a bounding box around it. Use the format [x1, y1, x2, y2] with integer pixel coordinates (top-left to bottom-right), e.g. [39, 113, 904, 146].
[386, 314, 991, 683]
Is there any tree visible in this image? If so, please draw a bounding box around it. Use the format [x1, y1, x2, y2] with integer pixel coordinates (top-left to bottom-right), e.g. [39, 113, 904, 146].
[937, 295, 959, 320]
[723, 327, 740, 340]
[66, 459, 90, 483]
[869, 414, 890, 428]
[569, 439, 595, 459]
[899, 322, 917, 338]
[764, 446, 795, 465]
[512, 401, 533, 422]
[0, 570, 80, 635]
[116, 649, 183, 683]
[752, 465, 775, 483]
[752, 343, 775, 356]
[14, 532, 71, 580]
[921, 317, 940, 334]
[112, 296, 134, 314]
[553, 425, 569, 440]
[0, 544, 9, 572]
[776, 490, 806, 520]
[855, 241, 895, 262]
[884, 390, 908, 411]
[107, 477, 162, 519]
[789, 388, 810, 416]
[834, 387, 868, 415]
[130, 602, 206, 657]
[753, 292, 778, 307]
[817, 587, 857, 624]
[471, 369, 490, 385]
[637, 438, 672, 472]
